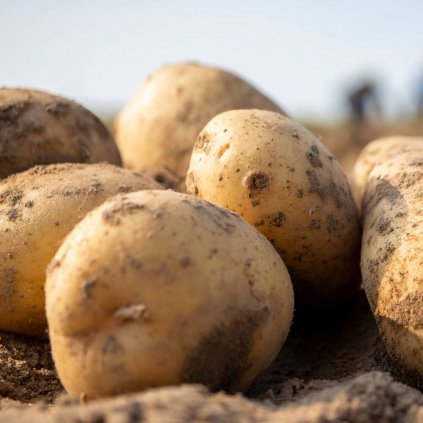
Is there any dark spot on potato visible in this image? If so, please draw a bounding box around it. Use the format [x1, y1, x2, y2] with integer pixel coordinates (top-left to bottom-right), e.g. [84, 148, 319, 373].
[326, 214, 344, 234]
[126, 255, 141, 269]
[88, 182, 104, 195]
[307, 146, 323, 168]
[251, 199, 260, 207]
[179, 256, 191, 267]
[118, 186, 131, 193]
[102, 335, 124, 354]
[376, 218, 393, 234]
[306, 170, 325, 199]
[309, 219, 321, 229]
[183, 309, 268, 391]
[327, 182, 345, 209]
[6, 208, 20, 221]
[0, 100, 22, 118]
[0, 189, 23, 206]
[83, 278, 97, 299]
[45, 101, 70, 117]
[102, 210, 121, 225]
[182, 198, 237, 234]
[380, 244, 396, 263]
[244, 171, 270, 197]
[24, 201, 34, 208]
[61, 188, 82, 197]
[296, 189, 304, 198]
[102, 200, 146, 225]
[269, 212, 285, 227]
[362, 179, 401, 215]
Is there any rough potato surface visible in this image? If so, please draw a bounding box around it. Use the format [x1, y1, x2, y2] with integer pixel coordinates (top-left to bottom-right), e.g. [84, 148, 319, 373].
[187, 110, 361, 306]
[352, 136, 423, 204]
[115, 62, 285, 190]
[0, 88, 121, 178]
[46, 190, 294, 398]
[358, 142, 423, 382]
[0, 163, 162, 335]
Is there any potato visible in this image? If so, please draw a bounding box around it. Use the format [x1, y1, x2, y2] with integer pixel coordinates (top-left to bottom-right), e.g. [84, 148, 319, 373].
[0, 88, 121, 179]
[186, 110, 361, 307]
[354, 140, 423, 381]
[352, 136, 423, 204]
[115, 62, 285, 190]
[0, 163, 162, 336]
[46, 190, 294, 398]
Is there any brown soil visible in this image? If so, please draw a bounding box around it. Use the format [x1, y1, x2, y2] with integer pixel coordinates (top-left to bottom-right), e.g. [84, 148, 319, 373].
[0, 332, 62, 408]
[0, 291, 421, 422]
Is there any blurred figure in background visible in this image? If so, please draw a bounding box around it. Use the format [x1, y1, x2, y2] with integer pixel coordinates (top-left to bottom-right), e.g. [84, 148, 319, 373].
[346, 80, 382, 143]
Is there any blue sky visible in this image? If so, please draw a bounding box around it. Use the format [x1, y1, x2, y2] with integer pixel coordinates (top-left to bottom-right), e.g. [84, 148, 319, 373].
[1, 0, 422, 121]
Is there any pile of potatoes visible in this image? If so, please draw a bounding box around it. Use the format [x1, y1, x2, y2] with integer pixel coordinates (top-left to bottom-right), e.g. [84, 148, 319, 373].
[0, 62, 421, 399]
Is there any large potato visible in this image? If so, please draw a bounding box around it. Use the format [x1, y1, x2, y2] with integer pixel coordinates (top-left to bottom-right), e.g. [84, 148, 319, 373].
[352, 136, 423, 203]
[354, 139, 423, 382]
[0, 88, 121, 178]
[46, 190, 294, 398]
[0, 163, 162, 336]
[115, 62, 285, 190]
[187, 110, 361, 306]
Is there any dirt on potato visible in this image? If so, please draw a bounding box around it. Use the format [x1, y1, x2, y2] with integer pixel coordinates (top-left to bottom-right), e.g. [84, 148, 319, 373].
[0, 291, 422, 422]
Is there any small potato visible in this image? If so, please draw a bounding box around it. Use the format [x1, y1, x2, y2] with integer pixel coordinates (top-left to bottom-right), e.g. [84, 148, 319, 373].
[115, 62, 285, 190]
[0, 163, 162, 336]
[0, 88, 121, 179]
[352, 136, 423, 204]
[354, 139, 423, 382]
[46, 190, 294, 398]
[187, 110, 361, 306]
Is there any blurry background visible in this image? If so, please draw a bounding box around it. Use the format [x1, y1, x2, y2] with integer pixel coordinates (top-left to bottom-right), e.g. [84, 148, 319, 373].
[1, 0, 422, 171]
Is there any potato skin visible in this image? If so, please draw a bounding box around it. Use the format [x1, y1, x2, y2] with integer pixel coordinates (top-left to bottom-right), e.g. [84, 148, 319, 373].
[187, 110, 361, 307]
[0, 88, 121, 178]
[352, 136, 423, 204]
[0, 163, 162, 336]
[46, 190, 294, 398]
[115, 62, 286, 190]
[356, 141, 423, 382]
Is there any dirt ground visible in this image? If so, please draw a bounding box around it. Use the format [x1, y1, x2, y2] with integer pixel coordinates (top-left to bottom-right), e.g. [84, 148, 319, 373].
[0, 120, 422, 422]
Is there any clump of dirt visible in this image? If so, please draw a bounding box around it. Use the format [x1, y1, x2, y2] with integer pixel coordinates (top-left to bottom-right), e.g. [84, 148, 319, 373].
[0, 291, 421, 422]
[0, 332, 63, 408]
